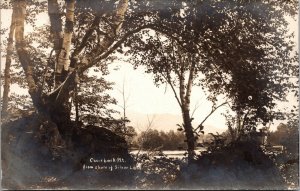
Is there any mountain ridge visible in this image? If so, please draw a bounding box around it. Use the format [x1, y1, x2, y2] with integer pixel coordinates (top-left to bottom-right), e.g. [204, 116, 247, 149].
[126, 111, 226, 134]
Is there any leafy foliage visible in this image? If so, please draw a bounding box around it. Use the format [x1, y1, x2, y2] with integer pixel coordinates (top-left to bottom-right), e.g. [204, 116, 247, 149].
[121, 0, 298, 157]
[74, 72, 117, 125]
[137, 130, 186, 150]
[135, 151, 183, 189]
[268, 122, 299, 160]
[267, 122, 299, 188]
[1, 1, 298, 189]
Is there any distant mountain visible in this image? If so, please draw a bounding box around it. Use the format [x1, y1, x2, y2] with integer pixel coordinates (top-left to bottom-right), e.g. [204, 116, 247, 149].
[127, 111, 226, 134]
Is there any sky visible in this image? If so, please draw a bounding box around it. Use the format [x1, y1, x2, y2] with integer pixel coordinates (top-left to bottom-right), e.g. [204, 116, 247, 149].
[104, 16, 299, 133]
[0, 6, 298, 134]
[105, 61, 228, 133]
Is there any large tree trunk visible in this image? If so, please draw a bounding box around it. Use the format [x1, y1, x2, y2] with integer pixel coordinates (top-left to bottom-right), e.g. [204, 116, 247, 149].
[2, 6, 16, 117]
[44, 0, 129, 133]
[40, 0, 76, 141]
[14, 0, 40, 104]
[50, 0, 129, 104]
[13, 0, 129, 152]
[182, 56, 196, 162]
[44, 72, 77, 143]
[14, 0, 67, 155]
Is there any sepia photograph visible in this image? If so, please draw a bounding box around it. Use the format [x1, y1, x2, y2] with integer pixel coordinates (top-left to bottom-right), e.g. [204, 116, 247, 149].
[0, 0, 299, 190]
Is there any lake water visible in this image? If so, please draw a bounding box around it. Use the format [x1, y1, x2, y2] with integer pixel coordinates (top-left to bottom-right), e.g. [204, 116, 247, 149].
[130, 148, 206, 159]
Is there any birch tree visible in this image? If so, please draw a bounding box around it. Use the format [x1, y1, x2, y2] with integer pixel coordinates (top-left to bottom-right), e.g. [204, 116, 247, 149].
[11, 0, 131, 148]
[124, 0, 297, 160]
[126, 33, 227, 160]
[2, 2, 16, 116]
[4, 0, 297, 163]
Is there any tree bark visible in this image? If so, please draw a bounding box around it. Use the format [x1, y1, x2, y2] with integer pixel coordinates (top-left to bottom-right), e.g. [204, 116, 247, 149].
[47, 0, 63, 54]
[178, 57, 196, 161]
[14, 0, 67, 155]
[14, 0, 41, 107]
[77, 0, 128, 69]
[182, 105, 195, 161]
[43, 0, 127, 139]
[236, 108, 241, 138]
[14, 0, 129, 143]
[97, 0, 128, 52]
[74, 83, 79, 123]
[50, 0, 129, 105]
[55, 0, 75, 86]
[2, 7, 16, 116]
[185, 56, 195, 104]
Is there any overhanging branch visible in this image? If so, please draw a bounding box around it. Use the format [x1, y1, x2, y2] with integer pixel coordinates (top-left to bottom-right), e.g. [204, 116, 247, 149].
[48, 71, 77, 105]
[162, 73, 182, 108]
[79, 24, 157, 72]
[78, 23, 190, 72]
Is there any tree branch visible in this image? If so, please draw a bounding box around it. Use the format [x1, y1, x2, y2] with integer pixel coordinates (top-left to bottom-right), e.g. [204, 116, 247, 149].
[162, 73, 182, 108]
[178, 53, 186, 105]
[191, 100, 201, 118]
[194, 101, 228, 132]
[79, 24, 157, 72]
[240, 109, 251, 131]
[2, 6, 16, 113]
[151, 33, 183, 108]
[47, 0, 63, 54]
[41, 49, 54, 93]
[14, 0, 38, 97]
[71, 16, 101, 59]
[78, 22, 189, 72]
[185, 55, 196, 106]
[48, 70, 77, 105]
[49, 0, 129, 103]
[56, 0, 75, 75]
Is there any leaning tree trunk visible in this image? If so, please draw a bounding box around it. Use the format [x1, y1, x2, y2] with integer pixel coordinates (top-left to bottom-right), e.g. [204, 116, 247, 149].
[14, 0, 66, 155]
[2, 7, 16, 117]
[182, 56, 196, 162]
[14, 0, 39, 103]
[182, 106, 196, 162]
